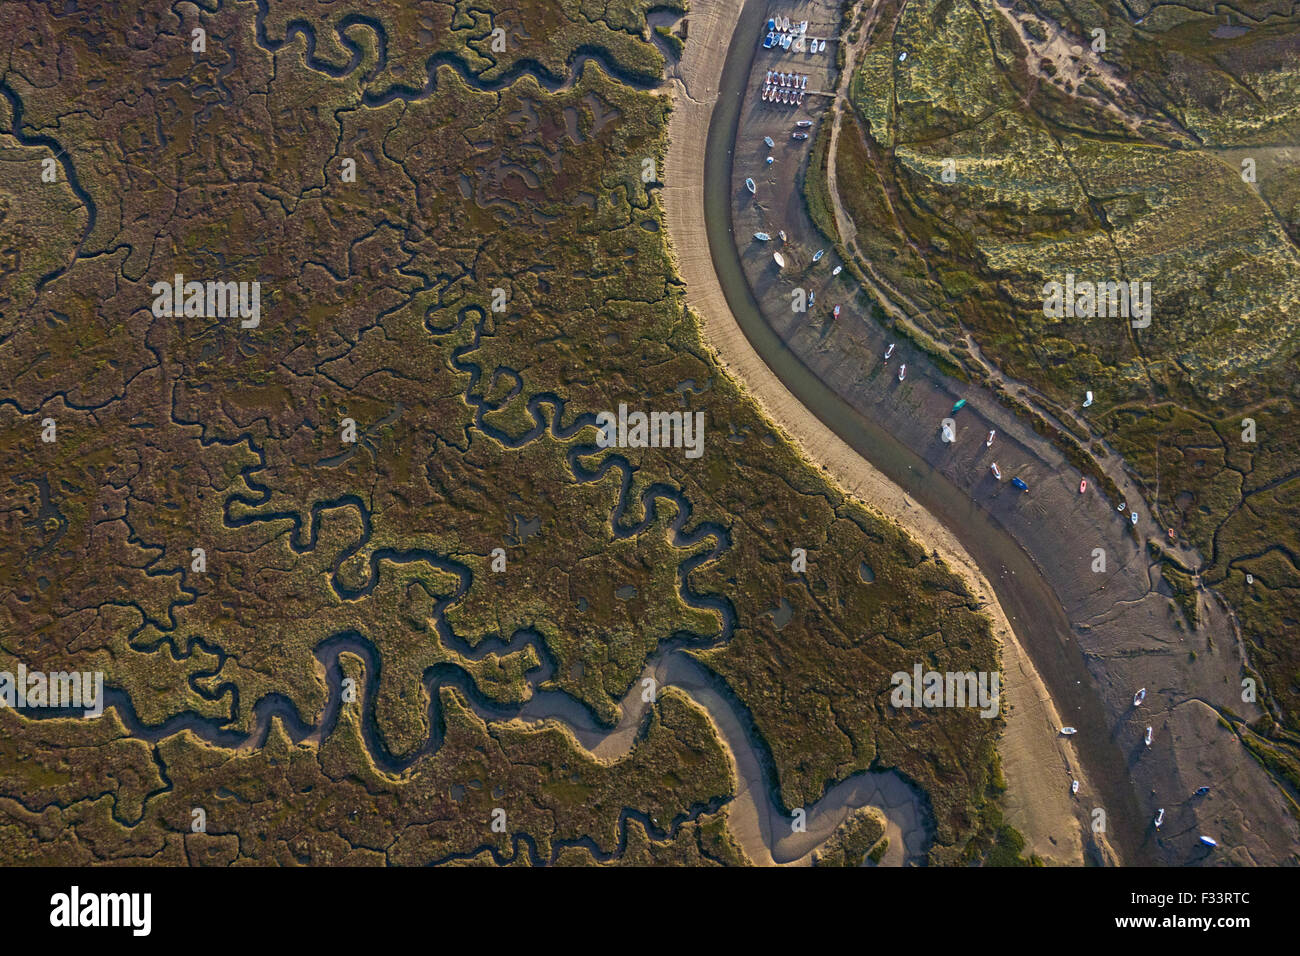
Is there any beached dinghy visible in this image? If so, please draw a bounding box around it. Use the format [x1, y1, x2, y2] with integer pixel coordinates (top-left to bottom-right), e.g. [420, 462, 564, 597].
[778, 230, 787, 242]
[754, 232, 771, 241]
[1134, 688, 1146, 706]
[1071, 780, 1079, 794]
[1144, 726, 1153, 746]
[990, 462, 1001, 480]
[1200, 835, 1217, 848]
[832, 305, 841, 320]
[898, 364, 906, 381]
[1012, 477, 1028, 491]
[1060, 726, 1077, 735]
[831, 265, 842, 275]
[986, 429, 995, 447]
[745, 178, 756, 194]
[764, 135, 775, 147]
[812, 249, 824, 262]
[773, 252, 785, 268]
[1130, 511, 1139, 525]
[797, 119, 813, 128]
[1080, 478, 1087, 494]
[1154, 808, 1164, 828]
[884, 343, 895, 360]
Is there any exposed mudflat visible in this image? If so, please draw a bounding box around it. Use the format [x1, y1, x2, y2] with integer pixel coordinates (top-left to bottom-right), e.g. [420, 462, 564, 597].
[665, 0, 1300, 865]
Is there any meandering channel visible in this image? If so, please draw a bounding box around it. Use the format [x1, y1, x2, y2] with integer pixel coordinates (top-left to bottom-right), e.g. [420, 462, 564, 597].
[695, 0, 1149, 862]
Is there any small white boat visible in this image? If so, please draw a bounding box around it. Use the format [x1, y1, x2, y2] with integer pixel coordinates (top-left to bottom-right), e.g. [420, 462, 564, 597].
[898, 51, 907, 62]
[808, 291, 814, 306]
[812, 249, 824, 262]
[819, 39, 827, 52]
[797, 120, 814, 128]
[986, 429, 995, 447]
[1199, 835, 1217, 848]
[1117, 501, 1127, 512]
[1060, 727, 1077, 735]
[764, 135, 775, 147]
[1133, 688, 1146, 706]
[1071, 780, 1079, 794]
[991, 462, 1001, 480]
[797, 91, 805, 105]
[1154, 808, 1164, 828]
[1144, 726, 1153, 746]
[766, 155, 774, 164]
[1083, 390, 1094, 408]
[801, 75, 808, 89]
[778, 230, 787, 242]
[745, 178, 756, 194]
[898, 364, 906, 382]
[773, 252, 785, 268]
[1130, 511, 1139, 525]
[766, 70, 773, 84]
[832, 265, 842, 276]
[754, 232, 771, 241]
[761, 86, 770, 102]
[884, 343, 895, 360]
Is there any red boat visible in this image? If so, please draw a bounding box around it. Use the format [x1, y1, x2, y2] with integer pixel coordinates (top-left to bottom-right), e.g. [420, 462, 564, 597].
[1079, 478, 1087, 494]
[832, 305, 841, 320]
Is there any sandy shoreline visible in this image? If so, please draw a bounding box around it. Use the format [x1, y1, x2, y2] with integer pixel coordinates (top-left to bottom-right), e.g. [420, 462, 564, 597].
[660, 0, 1089, 864]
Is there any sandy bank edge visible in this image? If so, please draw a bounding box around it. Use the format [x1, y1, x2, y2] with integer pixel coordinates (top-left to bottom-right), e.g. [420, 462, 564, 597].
[658, 0, 1093, 866]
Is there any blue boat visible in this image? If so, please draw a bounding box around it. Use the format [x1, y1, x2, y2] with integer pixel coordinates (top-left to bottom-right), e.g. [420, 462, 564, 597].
[763, 33, 776, 49]
[1011, 477, 1028, 491]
